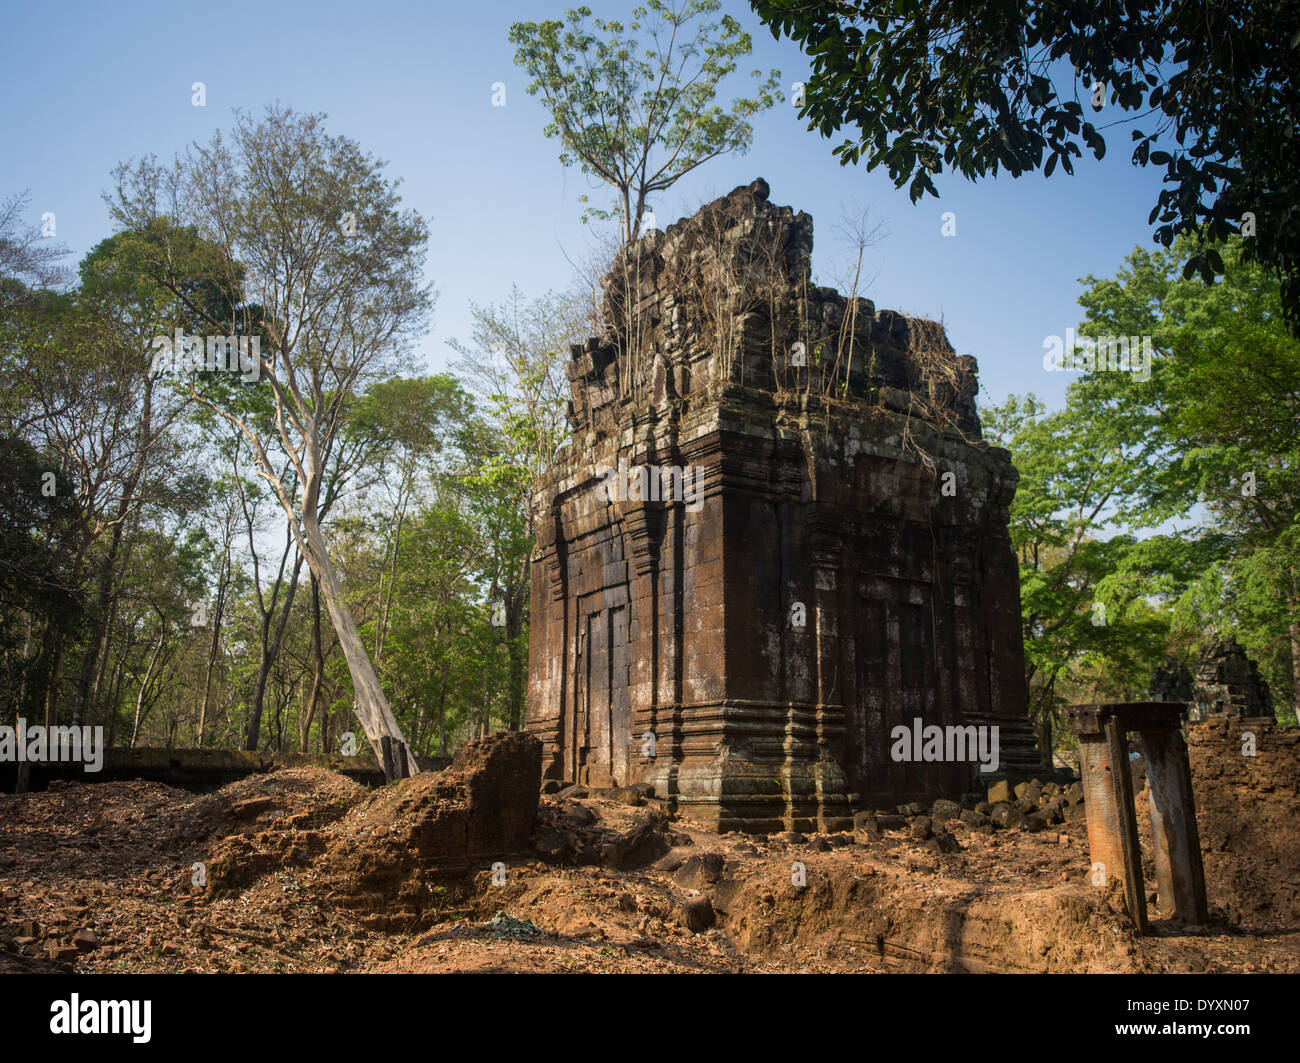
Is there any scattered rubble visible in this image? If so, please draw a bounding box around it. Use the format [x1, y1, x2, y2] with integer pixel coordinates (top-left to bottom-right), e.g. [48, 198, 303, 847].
[1, 726, 1296, 974]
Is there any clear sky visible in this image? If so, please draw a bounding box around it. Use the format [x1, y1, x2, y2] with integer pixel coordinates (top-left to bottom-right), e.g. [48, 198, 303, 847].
[0, 0, 1170, 413]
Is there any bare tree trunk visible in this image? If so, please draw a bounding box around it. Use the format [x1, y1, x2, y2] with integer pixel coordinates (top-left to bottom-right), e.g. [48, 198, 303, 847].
[105, 644, 130, 748]
[375, 492, 409, 666]
[244, 552, 303, 750]
[479, 667, 492, 741]
[42, 634, 67, 731]
[131, 628, 166, 748]
[300, 576, 325, 752]
[435, 662, 450, 756]
[197, 535, 231, 748]
[506, 611, 524, 732]
[1290, 615, 1300, 723]
[301, 512, 416, 777]
[87, 595, 119, 731]
[504, 555, 529, 731]
[74, 375, 154, 726]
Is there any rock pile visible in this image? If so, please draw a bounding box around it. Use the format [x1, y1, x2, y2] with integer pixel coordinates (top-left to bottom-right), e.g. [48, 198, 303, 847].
[532, 786, 693, 869]
[853, 778, 1085, 847]
[205, 732, 542, 930]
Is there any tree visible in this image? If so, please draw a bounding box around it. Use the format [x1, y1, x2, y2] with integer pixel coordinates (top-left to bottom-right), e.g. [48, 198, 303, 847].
[449, 287, 581, 484]
[347, 375, 475, 668]
[0, 435, 84, 732]
[1071, 235, 1300, 720]
[450, 289, 588, 730]
[0, 233, 198, 737]
[986, 233, 1300, 753]
[0, 191, 70, 312]
[511, 1, 782, 243]
[751, 0, 1300, 329]
[984, 395, 1168, 764]
[107, 106, 434, 776]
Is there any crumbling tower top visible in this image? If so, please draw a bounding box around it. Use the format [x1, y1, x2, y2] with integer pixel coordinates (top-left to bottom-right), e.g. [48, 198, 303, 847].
[565, 179, 982, 444]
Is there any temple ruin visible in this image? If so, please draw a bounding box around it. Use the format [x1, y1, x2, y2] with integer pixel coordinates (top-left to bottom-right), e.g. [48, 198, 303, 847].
[1190, 637, 1275, 721]
[526, 180, 1039, 833]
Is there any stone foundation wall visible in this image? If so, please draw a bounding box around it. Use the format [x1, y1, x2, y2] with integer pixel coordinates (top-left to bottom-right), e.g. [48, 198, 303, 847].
[1186, 718, 1300, 928]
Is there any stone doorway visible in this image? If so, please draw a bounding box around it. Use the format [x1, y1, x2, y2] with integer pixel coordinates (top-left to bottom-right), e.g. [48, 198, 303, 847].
[572, 602, 630, 787]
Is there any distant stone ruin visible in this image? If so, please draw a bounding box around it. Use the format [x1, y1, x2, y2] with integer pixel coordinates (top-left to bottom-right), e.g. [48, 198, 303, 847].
[1190, 637, 1275, 721]
[1148, 655, 1194, 704]
[526, 180, 1039, 833]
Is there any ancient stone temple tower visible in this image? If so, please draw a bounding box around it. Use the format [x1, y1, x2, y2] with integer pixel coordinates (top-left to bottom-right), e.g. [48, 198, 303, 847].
[526, 180, 1039, 832]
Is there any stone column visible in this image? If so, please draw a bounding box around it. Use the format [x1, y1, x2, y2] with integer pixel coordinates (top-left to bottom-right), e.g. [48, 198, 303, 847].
[1137, 725, 1209, 924]
[1068, 702, 1209, 934]
[1068, 704, 1147, 932]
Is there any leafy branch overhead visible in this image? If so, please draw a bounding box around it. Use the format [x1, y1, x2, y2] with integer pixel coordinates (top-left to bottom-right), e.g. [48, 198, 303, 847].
[751, 0, 1300, 330]
[511, 0, 782, 243]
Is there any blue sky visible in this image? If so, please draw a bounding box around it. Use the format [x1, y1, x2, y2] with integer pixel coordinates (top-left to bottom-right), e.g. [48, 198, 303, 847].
[0, 0, 1170, 414]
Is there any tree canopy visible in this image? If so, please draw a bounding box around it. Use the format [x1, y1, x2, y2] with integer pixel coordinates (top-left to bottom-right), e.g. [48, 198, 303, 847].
[987, 233, 1300, 746]
[751, 0, 1300, 329]
[511, 0, 782, 242]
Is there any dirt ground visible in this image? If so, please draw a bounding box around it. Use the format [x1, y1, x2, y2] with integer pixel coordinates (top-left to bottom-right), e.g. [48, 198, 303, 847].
[2, 768, 1297, 974]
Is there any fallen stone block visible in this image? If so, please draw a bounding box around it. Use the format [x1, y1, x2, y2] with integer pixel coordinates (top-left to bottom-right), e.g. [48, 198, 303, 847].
[931, 799, 961, 823]
[1014, 780, 1043, 804]
[986, 780, 1014, 805]
[602, 809, 672, 870]
[673, 852, 726, 890]
[853, 811, 880, 834]
[603, 786, 646, 806]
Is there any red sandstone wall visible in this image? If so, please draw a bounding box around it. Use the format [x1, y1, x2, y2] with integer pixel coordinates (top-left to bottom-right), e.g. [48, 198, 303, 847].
[1186, 718, 1300, 929]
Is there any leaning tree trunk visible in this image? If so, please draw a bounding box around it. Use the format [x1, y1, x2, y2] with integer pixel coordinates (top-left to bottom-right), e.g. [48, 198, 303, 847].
[301, 511, 417, 778]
